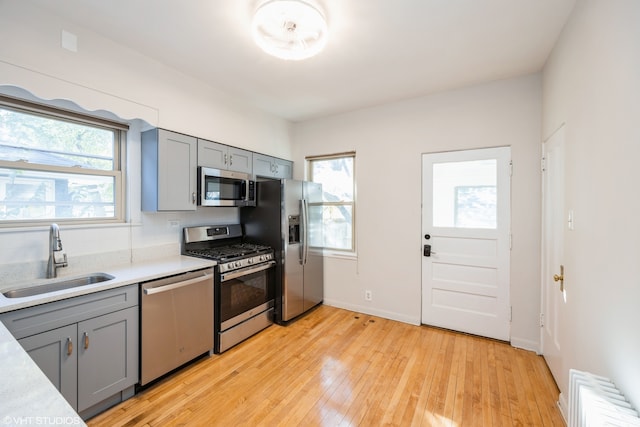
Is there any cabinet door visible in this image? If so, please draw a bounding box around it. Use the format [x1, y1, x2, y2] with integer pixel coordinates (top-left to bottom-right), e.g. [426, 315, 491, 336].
[18, 324, 78, 410]
[253, 153, 275, 178]
[158, 130, 197, 211]
[198, 139, 228, 169]
[228, 147, 253, 174]
[77, 307, 139, 412]
[273, 158, 293, 179]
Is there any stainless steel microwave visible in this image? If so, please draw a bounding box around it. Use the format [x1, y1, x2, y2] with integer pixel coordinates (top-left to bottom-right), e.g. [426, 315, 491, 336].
[198, 167, 255, 207]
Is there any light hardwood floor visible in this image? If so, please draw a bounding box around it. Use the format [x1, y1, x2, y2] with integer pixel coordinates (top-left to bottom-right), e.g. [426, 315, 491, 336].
[88, 305, 564, 426]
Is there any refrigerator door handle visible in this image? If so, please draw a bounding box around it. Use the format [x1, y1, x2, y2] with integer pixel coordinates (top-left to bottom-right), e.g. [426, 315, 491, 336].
[302, 198, 309, 265]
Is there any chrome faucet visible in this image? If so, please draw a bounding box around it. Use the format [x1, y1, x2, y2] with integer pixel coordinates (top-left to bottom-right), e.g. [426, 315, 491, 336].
[46, 223, 68, 278]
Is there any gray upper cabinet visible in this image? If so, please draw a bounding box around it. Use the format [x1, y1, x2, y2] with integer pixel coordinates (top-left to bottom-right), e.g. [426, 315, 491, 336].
[198, 139, 252, 174]
[253, 153, 293, 179]
[142, 129, 197, 211]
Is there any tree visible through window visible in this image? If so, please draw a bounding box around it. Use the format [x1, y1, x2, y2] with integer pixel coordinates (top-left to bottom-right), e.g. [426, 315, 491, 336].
[0, 97, 125, 225]
[307, 152, 355, 251]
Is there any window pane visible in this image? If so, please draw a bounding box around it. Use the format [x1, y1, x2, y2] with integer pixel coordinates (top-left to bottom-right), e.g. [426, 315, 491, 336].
[308, 204, 353, 250]
[311, 157, 353, 202]
[433, 159, 497, 229]
[0, 168, 115, 220]
[0, 107, 115, 170]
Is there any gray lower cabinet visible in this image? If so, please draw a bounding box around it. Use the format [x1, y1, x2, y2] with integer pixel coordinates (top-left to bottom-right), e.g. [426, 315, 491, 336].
[0, 285, 138, 419]
[77, 307, 138, 413]
[18, 324, 78, 409]
[253, 153, 293, 179]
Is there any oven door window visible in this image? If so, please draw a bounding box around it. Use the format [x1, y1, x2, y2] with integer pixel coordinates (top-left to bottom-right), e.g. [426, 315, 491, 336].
[220, 267, 273, 325]
[204, 176, 245, 202]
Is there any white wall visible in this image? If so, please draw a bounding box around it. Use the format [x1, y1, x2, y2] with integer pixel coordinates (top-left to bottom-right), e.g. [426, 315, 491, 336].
[0, 2, 292, 282]
[542, 0, 640, 409]
[292, 74, 543, 349]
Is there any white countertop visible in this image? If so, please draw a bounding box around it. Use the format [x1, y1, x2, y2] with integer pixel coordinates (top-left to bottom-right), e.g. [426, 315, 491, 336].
[0, 255, 216, 421]
[0, 255, 215, 314]
[0, 321, 85, 426]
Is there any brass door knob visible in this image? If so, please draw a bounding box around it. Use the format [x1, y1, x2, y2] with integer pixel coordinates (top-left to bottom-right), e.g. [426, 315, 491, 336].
[553, 265, 565, 291]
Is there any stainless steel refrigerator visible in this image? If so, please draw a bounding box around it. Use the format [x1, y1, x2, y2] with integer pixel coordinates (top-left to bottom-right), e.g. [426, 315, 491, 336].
[242, 179, 323, 324]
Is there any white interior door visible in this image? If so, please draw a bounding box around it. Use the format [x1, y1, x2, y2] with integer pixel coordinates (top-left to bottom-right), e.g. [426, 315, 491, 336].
[421, 147, 511, 341]
[541, 125, 566, 389]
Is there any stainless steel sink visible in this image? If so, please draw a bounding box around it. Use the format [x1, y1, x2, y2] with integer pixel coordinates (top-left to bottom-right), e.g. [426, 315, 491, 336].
[2, 273, 115, 298]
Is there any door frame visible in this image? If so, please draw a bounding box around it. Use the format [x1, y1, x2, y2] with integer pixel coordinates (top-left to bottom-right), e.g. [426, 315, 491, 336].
[540, 124, 567, 413]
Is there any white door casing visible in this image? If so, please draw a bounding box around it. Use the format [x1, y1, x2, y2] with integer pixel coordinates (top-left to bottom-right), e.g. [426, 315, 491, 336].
[541, 125, 566, 392]
[421, 147, 511, 341]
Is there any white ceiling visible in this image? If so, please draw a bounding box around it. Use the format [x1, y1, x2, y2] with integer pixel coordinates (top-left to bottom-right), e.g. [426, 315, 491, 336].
[32, 0, 576, 122]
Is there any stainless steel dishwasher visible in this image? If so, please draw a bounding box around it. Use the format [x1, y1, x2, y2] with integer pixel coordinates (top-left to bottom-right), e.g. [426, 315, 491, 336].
[140, 267, 214, 386]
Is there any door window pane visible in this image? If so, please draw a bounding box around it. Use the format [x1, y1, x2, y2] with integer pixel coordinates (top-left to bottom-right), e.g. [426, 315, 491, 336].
[433, 159, 497, 229]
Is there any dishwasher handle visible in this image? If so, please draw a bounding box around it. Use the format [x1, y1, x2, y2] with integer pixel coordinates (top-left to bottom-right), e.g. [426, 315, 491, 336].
[143, 273, 213, 295]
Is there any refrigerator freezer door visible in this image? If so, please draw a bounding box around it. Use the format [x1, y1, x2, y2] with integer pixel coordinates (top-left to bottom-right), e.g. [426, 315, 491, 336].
[282, 180, 304, 321]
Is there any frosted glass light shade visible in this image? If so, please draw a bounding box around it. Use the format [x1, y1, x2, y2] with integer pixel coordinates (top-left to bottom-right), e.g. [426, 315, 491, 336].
[252, 0, 328, 60]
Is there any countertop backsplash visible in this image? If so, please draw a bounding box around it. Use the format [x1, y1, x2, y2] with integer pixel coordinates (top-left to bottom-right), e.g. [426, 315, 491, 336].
[0, 243, 180, 287]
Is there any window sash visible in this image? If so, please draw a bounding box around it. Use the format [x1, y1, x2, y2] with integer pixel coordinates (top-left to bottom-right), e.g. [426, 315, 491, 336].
[307, 152, 356, 252]
[0, 97, 125, 226]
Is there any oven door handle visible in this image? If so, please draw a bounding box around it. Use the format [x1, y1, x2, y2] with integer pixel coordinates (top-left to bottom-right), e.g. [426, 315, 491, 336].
[220, 261, 276, 282]
[143, 273, 213, 295]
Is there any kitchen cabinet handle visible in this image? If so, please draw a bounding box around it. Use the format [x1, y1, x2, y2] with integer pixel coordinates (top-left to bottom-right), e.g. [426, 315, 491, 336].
[84, 332, 89, 350]
[143, 273, 213, 295]
[192, 192, 196, 204]
[66, 337, 73, 356]
[229, 155, 233, 166]
[224, 154, 228, 165]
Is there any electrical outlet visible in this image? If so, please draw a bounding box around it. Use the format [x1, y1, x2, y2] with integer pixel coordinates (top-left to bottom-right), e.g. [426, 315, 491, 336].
[168, 220, 180, 229]
[365, 290, 372, 301]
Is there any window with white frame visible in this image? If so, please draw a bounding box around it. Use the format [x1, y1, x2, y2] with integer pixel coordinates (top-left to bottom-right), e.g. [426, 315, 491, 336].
[0, 96, 126, 226]
[307, 152, 355, 252]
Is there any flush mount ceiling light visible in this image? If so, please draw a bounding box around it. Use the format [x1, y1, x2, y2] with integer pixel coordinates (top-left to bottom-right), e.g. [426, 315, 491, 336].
[252, 0, 328, 61]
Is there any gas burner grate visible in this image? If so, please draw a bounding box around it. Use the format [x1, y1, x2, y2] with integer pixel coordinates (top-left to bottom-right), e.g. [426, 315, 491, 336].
[185, 243, 272, 262]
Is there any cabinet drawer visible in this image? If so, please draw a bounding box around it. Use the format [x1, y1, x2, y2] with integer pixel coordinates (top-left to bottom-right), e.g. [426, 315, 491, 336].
[0, 284, 138, 339]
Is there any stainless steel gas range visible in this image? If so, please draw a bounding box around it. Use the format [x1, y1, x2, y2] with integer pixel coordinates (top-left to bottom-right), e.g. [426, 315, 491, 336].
[183, 224, 275, 353]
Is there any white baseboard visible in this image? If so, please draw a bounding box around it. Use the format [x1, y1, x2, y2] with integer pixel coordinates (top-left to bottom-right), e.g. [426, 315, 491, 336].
[557, 391, 568, 425]
[323, 299, 420, 326]
[510, 336, 540, 353]
[324, 300, 545, 354]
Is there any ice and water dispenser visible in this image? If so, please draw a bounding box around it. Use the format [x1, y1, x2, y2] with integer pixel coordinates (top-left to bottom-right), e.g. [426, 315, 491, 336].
[288, 215, 300, 244]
